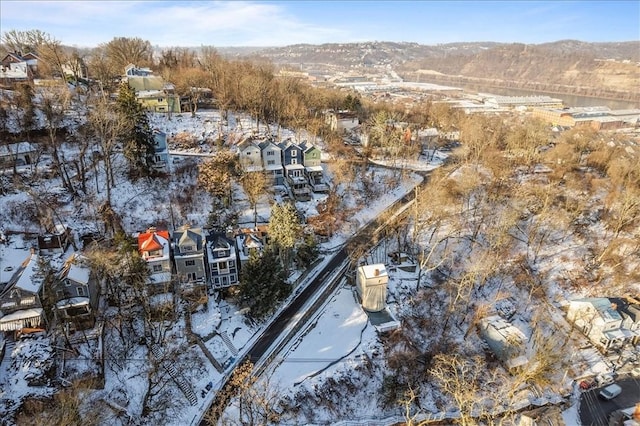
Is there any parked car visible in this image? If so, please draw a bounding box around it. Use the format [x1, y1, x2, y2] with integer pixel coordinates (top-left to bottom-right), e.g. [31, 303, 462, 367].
[599, 383, 622, 400]
[596, 373, 615, 386]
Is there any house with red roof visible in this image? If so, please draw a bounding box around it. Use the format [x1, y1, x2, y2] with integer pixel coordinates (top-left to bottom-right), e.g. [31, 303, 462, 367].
[138, 227, 172, 294]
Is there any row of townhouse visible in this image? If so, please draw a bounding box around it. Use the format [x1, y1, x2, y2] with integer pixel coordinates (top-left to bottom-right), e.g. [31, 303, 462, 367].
[234, 137, 329, 201]
[139, 224, 268, 297]
[0, 224, 269, 338]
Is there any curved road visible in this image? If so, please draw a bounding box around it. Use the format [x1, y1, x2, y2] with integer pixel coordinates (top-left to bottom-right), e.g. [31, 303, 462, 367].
[199, 180, 421, 424]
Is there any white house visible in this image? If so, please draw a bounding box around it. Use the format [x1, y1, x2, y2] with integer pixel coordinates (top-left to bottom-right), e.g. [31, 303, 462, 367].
[567, 298, 636, 352]
[356, 264, 388, 312]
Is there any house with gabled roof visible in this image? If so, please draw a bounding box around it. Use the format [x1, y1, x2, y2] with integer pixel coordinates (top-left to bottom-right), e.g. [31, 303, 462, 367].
[235, 227, 268, 269]
[172, 224, 207, 295]
[138, 227, 172, 294]
[279, 141, 311, 201]
[300, 141, 328, 193]
[236, 138, 263, 172]
[38, 224, 73, 256]
[206, 231, 239, 290]
[567, 297, 636, 352]
[53, 253, 99, 331]
[258, 140, 284, 185]
[0, 251, 47, 335]
[125, 64, 180, 113]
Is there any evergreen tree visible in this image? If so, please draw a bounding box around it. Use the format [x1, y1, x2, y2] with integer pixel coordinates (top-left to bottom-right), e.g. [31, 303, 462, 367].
[296, 233, 319, 268]
[116, 82, 156, 177]
[238, 247, 290, 320]
[268, 202, 302, 273]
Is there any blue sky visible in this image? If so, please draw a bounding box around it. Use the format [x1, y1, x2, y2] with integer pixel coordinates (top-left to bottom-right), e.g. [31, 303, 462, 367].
[1, 1, 638, 47]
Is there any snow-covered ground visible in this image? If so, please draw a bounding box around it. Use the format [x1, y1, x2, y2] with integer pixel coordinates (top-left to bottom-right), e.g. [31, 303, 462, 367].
[1, 105, 638, 425]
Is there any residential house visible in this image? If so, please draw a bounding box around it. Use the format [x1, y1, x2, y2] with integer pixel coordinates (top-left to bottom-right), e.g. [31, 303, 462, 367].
[258, 140, 284, 186]
[356, 264, 388, 313]
[279, 141, 311, 201]
[236, 138, 263, 172]
[479, 315, 529, 372]
[610, 297, 640, 346]
[567, 298, 636, 352]
[1, 51, 39, 77]
[325, 110, 359, 134]
[0, 252, 47, 334]
[151, 130, 171, 173]
[0, 61, 31, 86]
[53, 254, 99, 331]
[138, 227, 172, 294]
[38, 224, 73, 256]
[125, 64, 153, 77]
[126, 65, 180, 114]
[235, 226, 268, 269]
[0, 142, 37, 170]
[172, 224, 207, 294]
[206, 231, 239, 290]
[300, 142, 328, 193]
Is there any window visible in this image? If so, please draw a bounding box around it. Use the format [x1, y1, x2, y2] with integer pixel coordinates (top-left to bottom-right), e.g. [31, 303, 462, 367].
[158, 98, 164, 102]
[149, 249, 162, 257]
[77, 287, 85, 297]
[229, 260, 235, 268]
[291, 150, 297, 157]
[267, 151, 274, 156]
[185, 260, 196, 267]
[230, 275, 237, 283]
[65, 279, 71, 286]
[218, 261, 227, 271]
[182, 245, 194, 252]
[291, 158, 297, 165]
[213, 277, 219, 284]
[153, 264, 163, 272]
[56, 290, 64, 299]
[267, 160, 275, 165]
[188, 272, 197, 281]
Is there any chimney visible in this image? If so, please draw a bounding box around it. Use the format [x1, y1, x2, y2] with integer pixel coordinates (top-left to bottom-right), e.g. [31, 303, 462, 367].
[610, 302, 617, 311]
[374, 268, 380, 277]
[634, 403, 640, 420]
[147, 226, 157, 234]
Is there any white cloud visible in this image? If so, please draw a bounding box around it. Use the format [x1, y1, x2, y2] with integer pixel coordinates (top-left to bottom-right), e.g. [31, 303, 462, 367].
[1, 1, 350, 47]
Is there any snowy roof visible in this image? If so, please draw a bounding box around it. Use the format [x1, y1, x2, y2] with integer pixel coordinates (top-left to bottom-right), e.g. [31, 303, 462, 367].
[305, 165, 323, 172]
[67, 262, 90, 285]
[0, 308, 43, 326]
[284, 164, 305, 171]
[359, 264, 387, 279]
[264, 164, 282, 171]
[139, 229, 170, 261]
[55, 297, 90, 309]
[0, 142, 37, 157]
[15, 254, 42, 294]
[574, 298, 623, 322]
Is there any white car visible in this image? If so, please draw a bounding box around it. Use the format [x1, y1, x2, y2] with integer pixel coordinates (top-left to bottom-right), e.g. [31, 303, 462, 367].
[599, 383, 622, 400]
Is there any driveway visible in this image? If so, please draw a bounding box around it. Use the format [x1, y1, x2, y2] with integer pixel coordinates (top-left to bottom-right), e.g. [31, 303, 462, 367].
[578, 378, 640, 426]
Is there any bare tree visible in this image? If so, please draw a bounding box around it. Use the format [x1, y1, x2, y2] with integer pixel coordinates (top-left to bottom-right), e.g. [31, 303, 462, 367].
[103, 36, 153, 74]
[240, 171, 268, 227]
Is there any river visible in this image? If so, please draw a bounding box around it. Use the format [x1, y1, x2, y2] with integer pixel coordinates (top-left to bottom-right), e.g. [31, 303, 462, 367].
[458, 83, 639, 110]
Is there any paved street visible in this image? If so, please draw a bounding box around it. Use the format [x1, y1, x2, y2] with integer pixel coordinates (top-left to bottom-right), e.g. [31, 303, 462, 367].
[579, 378, 640, 426]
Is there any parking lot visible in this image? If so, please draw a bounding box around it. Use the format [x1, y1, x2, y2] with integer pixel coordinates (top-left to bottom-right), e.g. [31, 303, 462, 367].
[578, 378, 640, 426]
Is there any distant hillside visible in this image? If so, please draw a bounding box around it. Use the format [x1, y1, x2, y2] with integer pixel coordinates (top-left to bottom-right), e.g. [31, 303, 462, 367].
[244, 40, 640, 102]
